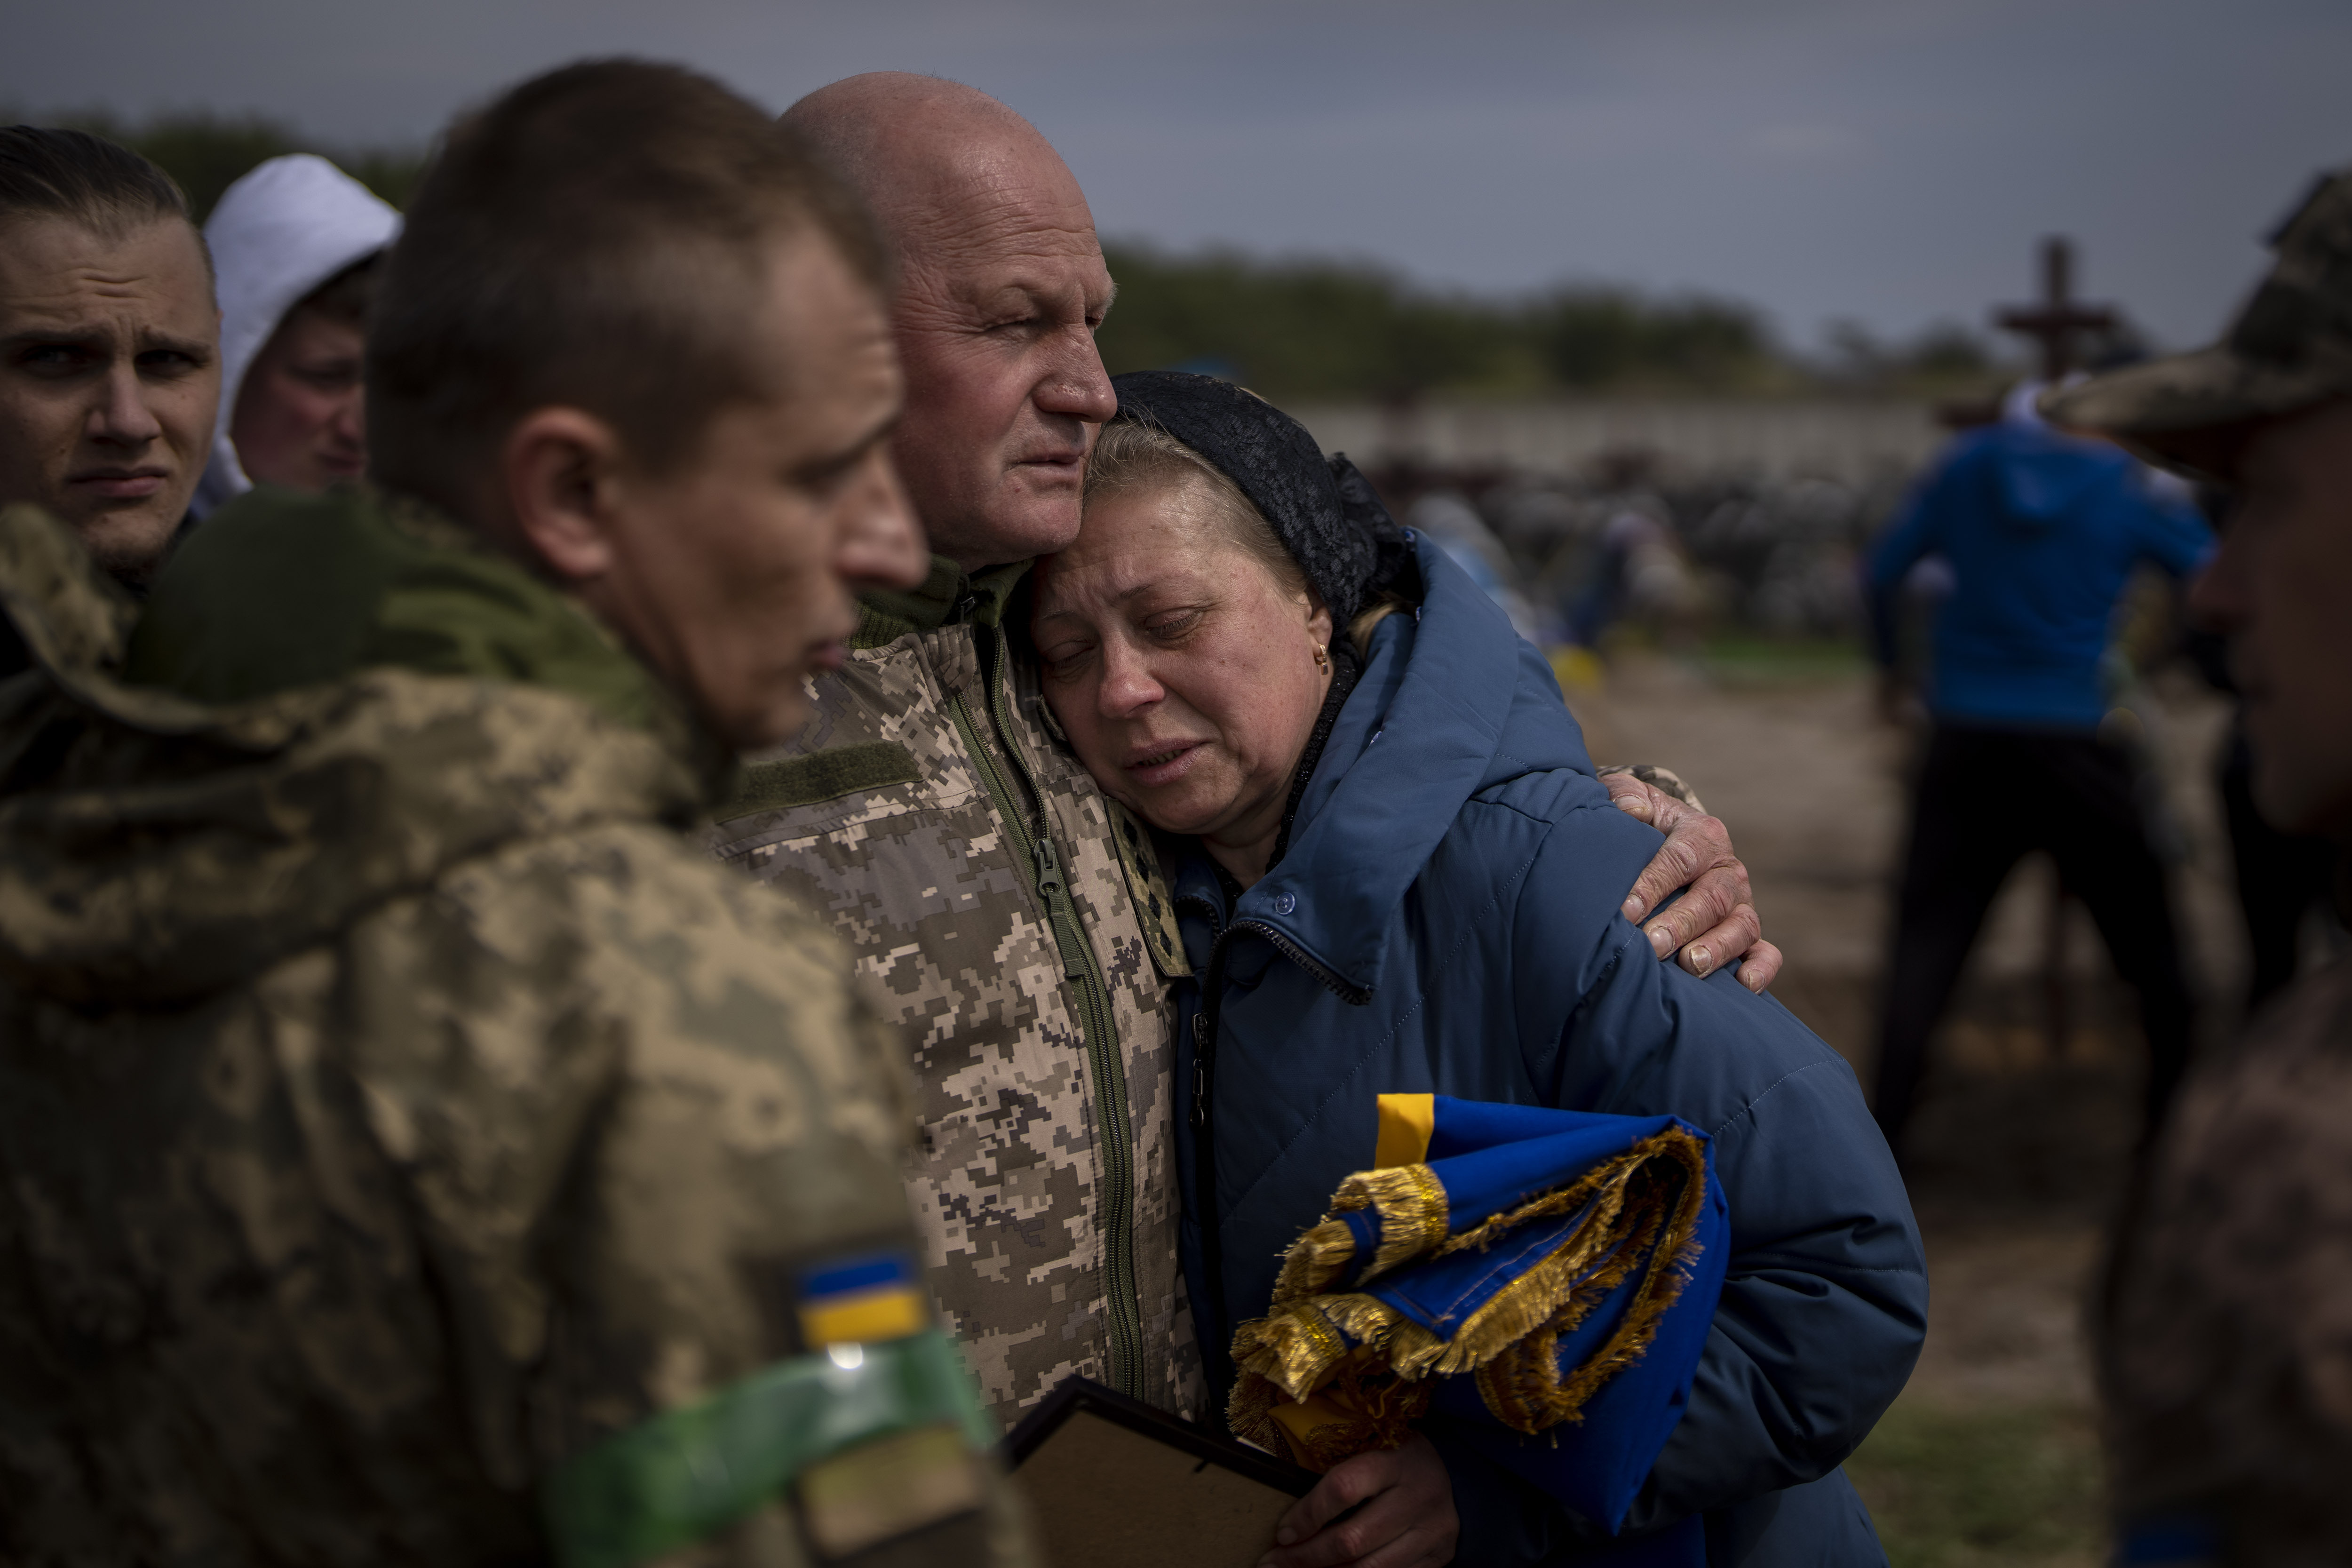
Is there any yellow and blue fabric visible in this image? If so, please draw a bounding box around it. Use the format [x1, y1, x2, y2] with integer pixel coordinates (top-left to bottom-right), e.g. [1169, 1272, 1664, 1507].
[1230, 1095, 1728, 1537]
[541, 1247, 990, 1568]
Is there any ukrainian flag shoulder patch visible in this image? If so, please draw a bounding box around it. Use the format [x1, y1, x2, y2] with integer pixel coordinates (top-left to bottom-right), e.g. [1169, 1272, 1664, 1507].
[798, 1247, 929, 1349]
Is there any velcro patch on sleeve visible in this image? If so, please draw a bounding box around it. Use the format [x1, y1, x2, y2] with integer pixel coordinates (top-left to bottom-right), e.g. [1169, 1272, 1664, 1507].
[540, 1328, 994, 1568]
[800, 1423, 985, 1559]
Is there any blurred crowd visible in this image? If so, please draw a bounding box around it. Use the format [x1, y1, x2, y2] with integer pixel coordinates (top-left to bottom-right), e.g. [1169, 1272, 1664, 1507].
[1365, 463, 1906, 653]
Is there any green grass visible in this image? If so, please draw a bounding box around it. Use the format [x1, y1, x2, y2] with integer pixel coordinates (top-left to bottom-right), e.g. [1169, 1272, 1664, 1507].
[1845, 1399, 2104, 1568]
[1693, 634, 1871, 684]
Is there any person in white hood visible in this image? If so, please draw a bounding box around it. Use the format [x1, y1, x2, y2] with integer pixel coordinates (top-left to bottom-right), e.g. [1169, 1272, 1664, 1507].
[192, 154, 398, 515]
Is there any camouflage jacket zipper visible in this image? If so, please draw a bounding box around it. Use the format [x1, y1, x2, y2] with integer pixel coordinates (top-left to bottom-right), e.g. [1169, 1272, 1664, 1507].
[942, 621, 1146, 1400]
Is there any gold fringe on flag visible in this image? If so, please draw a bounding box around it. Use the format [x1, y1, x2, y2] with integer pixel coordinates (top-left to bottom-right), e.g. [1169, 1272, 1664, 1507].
[1228, 1125, 1711, 1468]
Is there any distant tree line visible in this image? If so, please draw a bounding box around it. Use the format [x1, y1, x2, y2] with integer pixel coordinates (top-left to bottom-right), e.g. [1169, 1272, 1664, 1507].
[1097, 243, 1804, 399]
[7, 108, 2012, 402]
[1098, 243, 2009, 401]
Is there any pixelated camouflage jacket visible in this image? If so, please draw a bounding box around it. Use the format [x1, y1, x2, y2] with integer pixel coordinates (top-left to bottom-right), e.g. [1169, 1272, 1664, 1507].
[705, 557, 1202, 1426]
[2106, 955, 2352, 1567]
[0, 495, 1031, 1568]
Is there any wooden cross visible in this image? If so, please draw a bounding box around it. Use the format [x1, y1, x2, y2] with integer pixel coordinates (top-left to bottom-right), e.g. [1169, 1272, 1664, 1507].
[1994, 236, 2117, 382]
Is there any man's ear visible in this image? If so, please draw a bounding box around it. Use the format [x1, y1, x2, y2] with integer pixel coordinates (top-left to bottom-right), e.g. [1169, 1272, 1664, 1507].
[503, 406, 623, 583]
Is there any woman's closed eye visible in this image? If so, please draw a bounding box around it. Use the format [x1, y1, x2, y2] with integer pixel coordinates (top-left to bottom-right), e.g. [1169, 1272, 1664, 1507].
[1038, 635, 1097, 680]
[1142, 605, 1205, 642]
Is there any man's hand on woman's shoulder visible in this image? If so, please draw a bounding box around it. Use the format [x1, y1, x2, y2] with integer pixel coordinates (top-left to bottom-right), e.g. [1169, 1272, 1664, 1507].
[1598, 764, 1782, 994]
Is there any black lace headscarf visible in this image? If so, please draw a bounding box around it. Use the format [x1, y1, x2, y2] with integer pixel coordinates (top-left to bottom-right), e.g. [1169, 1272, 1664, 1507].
[1104, 371, 1415, 868]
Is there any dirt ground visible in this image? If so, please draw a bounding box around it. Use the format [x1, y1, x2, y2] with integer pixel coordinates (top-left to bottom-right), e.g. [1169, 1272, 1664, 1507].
[1567, 650, 2265, 1566]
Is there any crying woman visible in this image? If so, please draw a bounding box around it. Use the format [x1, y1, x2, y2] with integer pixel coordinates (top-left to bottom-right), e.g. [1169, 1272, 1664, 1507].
[1026, 372, 1925, 1568]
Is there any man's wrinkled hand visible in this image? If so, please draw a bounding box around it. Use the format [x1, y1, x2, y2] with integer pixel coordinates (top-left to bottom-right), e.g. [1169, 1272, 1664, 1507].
[1600, 770, 1781, 993]
[1257, 1432, 1457, 1568]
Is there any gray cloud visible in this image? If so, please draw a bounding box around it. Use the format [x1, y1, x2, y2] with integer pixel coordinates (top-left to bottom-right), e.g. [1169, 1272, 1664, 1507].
[8, 0, 2344, 348]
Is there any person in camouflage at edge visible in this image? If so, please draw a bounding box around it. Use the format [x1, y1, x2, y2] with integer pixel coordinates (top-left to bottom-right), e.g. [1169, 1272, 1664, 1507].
[0, 61, 1034, 1568]
[2049, 167, 2352, 1567]
[707, 71, 1788, 1431]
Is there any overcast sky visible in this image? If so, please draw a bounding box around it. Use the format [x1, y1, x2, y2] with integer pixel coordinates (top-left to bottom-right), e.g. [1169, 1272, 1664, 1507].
[7, 0, 2342, 352]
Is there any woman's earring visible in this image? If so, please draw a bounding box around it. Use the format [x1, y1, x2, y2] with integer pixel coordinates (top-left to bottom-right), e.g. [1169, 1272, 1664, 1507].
[1314, 646, 1329, 670]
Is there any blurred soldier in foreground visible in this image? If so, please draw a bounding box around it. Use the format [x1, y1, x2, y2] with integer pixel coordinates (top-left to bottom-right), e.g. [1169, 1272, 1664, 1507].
[0, 127, 218, 684]
[2182, 614, 2345, 1016]
[714, 73, 1781, 1440]
[2049, 166, 2352, 1566]
[0, 59, 1028, 1568]
[1864, 377, 2212, 1151]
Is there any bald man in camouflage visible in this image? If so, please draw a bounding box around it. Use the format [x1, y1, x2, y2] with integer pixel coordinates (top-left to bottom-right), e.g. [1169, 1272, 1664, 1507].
[711, 72, 1784, 1429]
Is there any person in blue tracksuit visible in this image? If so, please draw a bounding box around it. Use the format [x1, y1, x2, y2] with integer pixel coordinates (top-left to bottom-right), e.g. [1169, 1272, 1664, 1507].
[1030, 371, 1926, 1567]
[1864, 384, 2215, 1149]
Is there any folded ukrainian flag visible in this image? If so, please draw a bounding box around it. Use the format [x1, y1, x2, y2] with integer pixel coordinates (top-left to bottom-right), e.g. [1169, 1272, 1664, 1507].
[1230, 1094, 1728, 1533]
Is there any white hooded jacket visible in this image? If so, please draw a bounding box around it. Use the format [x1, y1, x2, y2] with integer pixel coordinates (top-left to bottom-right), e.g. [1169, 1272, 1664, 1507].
[191, 155, 401, 517]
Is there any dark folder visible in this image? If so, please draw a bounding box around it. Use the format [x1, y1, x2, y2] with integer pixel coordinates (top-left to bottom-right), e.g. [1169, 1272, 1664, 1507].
[1004, 1378, 1318, 1568]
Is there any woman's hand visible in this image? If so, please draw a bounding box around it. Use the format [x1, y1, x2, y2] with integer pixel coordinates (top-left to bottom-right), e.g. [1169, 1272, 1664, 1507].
[1600, 766, 1783, 993]
[1256, 1432, 1458, 1568]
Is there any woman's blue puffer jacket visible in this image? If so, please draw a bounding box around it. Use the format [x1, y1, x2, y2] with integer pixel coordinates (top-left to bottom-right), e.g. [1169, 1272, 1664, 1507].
[1170, 536, 1926, 1566]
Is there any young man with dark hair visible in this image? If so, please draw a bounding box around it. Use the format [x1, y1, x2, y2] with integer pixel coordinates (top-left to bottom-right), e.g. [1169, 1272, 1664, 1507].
[0, 125, 218, 589]
[367, 64, 890, 517]
[2049, 165, 2352, 1565]
[0, 60, 1018, 1568]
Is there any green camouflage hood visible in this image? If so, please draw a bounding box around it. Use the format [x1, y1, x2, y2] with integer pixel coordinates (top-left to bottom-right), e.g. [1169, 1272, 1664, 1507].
[0, 493, 710, 1010]
[2047, 165, 2352, 477]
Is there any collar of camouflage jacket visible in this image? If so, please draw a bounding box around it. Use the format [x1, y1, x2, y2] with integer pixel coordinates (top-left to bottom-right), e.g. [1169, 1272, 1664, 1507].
[852, 553, 1032, 649]
[126, 485, 695, 740]
[0, 500, 709, 1009]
